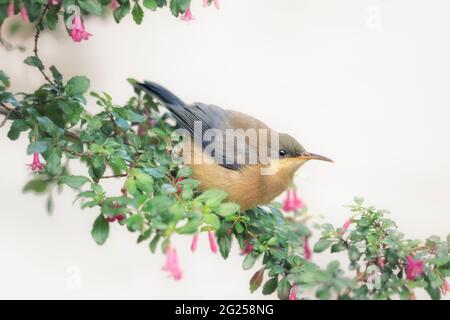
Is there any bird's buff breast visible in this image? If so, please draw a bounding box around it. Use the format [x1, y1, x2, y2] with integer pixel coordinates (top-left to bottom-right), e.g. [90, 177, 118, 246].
[185, 143, 298, 210]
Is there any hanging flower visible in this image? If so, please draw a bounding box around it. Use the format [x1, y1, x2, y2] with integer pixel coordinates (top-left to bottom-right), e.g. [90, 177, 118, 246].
[208, 230, 218, 254]
[282, 189, 304, 212]
[240, 240, 253, 255]
[191, 234, 199, 252]
[180, 7, 194, 22]
[162, 246, 182, 280]
[49, 0, 61, 5]
[440, 279, 449, 296]
[339, 219, 352, 235]
[19, 3, 29, 22]
[377, 257, 385, 269]
[303, 237, 312, 260]
[27, 152, 45, 172]
[111, 0, 119, 10]
[288, 284, 298, 300]
[8, 0, 14, 17]
[70, 15, 92, 43]
[405, 255, 424, 280]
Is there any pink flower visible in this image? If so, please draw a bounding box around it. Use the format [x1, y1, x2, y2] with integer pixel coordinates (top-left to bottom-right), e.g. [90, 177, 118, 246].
[191, 234, 199, 252]
[288, 284, 297, 300]
[377, 257, 385, 269]
[203, 0, 220, 9]
[106, 214, 125, 223]
[441, 279, 449, 296]
[208, 230, 218, 254]
[240, 240, 253, 255]
[162, 246, 182, 280]
[339, 219, 352, 235]
[303, 237, 312, 260]
[180, 7, 194, 22]
[49, 0, 60, 5]
[20, 3, 29, 22]
[111, 0, 119, 10]
[8, 0, 14, 17]
[27, 152, 45, 172]
[405, 255, 424, 280]
[70, 15, 92, 43]
[282, 189, 305, 212]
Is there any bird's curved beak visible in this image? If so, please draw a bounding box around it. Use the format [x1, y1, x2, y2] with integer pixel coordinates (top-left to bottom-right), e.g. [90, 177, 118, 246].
[298, 152, 333, 163]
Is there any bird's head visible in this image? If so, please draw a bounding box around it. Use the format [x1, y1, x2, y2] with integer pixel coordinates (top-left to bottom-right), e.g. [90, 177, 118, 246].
[273, 133, 333, 175]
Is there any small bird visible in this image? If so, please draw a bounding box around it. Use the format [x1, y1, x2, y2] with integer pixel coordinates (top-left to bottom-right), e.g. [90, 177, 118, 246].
[135, 81, 332, 210]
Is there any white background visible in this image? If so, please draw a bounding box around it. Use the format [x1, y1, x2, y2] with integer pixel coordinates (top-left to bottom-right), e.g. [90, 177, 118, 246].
[0, 0, 449, 299]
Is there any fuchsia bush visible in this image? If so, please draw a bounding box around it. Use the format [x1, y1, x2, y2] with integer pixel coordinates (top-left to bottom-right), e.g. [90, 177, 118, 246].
[0, 1, 449, 300]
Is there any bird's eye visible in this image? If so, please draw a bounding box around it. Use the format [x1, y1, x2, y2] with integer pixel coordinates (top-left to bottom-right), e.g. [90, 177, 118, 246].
[279, 150, 287, 157]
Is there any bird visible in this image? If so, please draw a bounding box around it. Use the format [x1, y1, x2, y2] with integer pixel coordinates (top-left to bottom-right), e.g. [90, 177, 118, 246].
[135, 81, 332, 211]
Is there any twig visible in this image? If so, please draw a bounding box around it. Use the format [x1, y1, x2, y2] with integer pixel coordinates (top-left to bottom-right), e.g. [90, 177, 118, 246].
[0, 109, 12, 128]
[100, 174, 128, 179]
[33, 4, 54, 86]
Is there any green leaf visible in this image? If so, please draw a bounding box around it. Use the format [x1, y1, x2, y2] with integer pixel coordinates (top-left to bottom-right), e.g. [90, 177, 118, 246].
[7, 119, 28, 140]
[143, 0, 157, 10]
[49, 66, 63, 83]
[46, 148, 62, 176]
[242, 253, 257, 270]
[27, 141, 48, 155]
[313, 239, 332, 253]
[113, 0, 131, 23]
[216, 202, 240, 217]
[348, 245, 361, 262]
[176, 219, 201, 234]
[132, 168, 154, 193]
[149, 234, 161, 253]
[78, 0, 103, 15]
[127, 214, 145, 232]
[203, 214, 221, 230]
[235, 222, 245, 234]
[277, 277, 291, 300]
[177, 167, 192, 178]
[196, 189, 228, 207]
[58, 175, 91, 189]
[331, 242, 346, 253]
[262, 277, 278, 295]
[91, 214, 110, 245]
[131, 2, 144, 24]
[24, 56, 44, 69]
[218, 235, 232, 259]
[23, 179, 49, 193]
[169, 0, 190, 17]
[66, 76, 90, 95]
[250, 268, 265, 293]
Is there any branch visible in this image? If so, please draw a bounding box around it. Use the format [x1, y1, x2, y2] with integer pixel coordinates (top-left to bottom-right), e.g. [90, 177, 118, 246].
[33, 4, 54, 86]
[0, 103, 81, 142]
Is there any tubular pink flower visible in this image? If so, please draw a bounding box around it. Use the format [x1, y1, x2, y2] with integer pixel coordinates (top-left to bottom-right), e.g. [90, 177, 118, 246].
[180, 7, 194, 22]
[240, 240, 253, 255]
[202, 0, 208, 7]
[191, 234, 199, 252]
[282, 189, 304, 212]
[213, 0, 220, 9]
[162, 246, 182, 280]
[288, 284, 297, 300]
[111, 0, 119, 10]
[405, 255, 424, 280]
[8, 0, 14, 17]
[27, 152, 45, 172]
[339, 219, 352, 235]
[20, 3, 29, 22]
[70, 15, 92, 43]
[208, 230, 218, 254]
[303, 237, 312, 260]
[441, 279, 450, 296]
[49, 0, 60, 5]
[377, 257, 385, 269]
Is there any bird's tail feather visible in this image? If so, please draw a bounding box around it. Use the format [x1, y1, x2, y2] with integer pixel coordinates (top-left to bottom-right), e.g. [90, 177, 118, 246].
[134, 81, 186, 113]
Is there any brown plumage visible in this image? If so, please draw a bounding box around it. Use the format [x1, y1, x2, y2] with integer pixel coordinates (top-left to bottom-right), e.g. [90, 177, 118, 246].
[136, 81, 332, 210]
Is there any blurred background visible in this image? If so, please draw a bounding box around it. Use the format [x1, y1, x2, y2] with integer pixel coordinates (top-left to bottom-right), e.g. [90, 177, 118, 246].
[0, 0, 449, 299]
